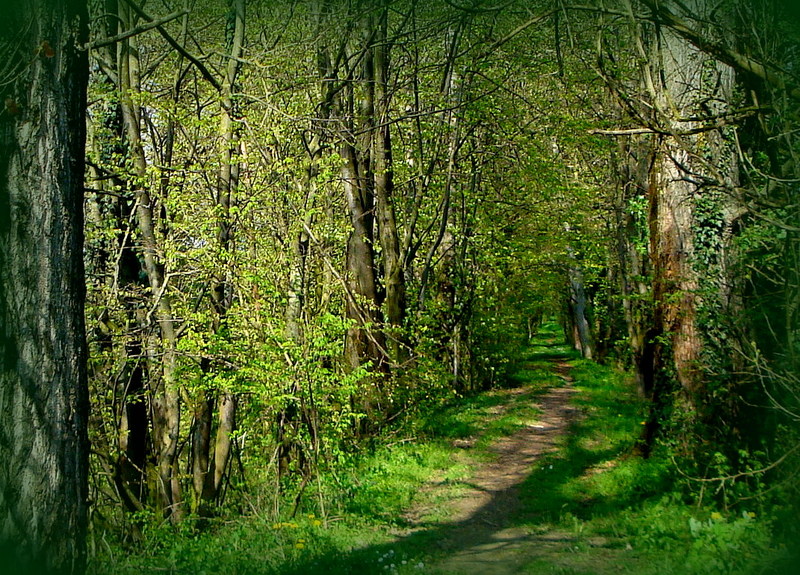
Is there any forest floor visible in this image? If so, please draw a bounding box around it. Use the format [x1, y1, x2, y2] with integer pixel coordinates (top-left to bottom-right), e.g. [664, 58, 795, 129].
[387, 357, 647, 575]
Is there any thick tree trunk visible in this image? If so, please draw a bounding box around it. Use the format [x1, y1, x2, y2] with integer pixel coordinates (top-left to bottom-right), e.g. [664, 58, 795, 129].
[342, 143, 385, 371]
[639, 1, 740, 451]
[650, 142, 702, 394]
[0, 1, 89, 572]
[340, 16, 387, 380]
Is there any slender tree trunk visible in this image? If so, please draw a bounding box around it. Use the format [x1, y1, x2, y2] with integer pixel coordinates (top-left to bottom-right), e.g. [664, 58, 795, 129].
[342, 142, 385, 371]
[613, 135, 656, 397]
[85, 65, 151, 515]
[117, 7, 182, 519]
[567, 263, 594, 360]
[0, 1, 89, 572]
[373, 6, 407, 365]
[192, 0, 245, 513]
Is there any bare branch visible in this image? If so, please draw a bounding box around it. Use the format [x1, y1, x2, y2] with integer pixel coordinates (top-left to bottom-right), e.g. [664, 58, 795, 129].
[640, 0, 800, 101]
[121, 0, 222, 92]
[84, 9, 188, 50]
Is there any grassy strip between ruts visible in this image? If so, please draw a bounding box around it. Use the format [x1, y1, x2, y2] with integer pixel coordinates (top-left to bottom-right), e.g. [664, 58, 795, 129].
[88, 327, 798, 575]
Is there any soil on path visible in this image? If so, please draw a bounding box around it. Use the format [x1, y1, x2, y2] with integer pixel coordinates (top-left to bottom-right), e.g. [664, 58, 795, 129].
[401, 362, 636, 575]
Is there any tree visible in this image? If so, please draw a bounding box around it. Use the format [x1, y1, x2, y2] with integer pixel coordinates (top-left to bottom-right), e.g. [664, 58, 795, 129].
[0, 0, 89, 573]
[192, 0, 245, 513]
[596, 0, 773, 460]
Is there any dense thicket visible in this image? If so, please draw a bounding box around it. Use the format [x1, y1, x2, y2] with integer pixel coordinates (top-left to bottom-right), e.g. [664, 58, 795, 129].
[79, 0, 799, 525]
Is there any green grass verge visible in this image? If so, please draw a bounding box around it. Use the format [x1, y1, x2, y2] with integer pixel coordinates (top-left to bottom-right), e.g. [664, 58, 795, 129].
[512, 349, 793, 575]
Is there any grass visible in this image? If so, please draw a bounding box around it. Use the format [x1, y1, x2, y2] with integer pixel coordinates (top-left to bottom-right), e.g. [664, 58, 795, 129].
[88, 323, 798, 575]
[509, 328, 793, 575]
[88, 353, 549, 575]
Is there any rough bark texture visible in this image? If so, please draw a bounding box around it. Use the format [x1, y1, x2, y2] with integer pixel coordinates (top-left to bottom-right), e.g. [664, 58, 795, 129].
[0, 1, 89, 572]
[641, 0, 739, 449]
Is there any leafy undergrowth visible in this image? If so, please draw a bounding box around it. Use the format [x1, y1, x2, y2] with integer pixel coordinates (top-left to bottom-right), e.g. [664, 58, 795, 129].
[88, 356, 550, 574]
[88, 328, 798, 575]
[513, 346, 796, 575]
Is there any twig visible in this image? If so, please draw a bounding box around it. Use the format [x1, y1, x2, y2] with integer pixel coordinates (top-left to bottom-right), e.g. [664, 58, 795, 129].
[121, 0, 222, 92]
[672, 442, 800, 483]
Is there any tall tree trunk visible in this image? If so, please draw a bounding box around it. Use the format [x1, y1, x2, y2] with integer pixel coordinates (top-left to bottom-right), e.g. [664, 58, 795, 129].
[0, 1, 89, 572]
[613, 135, 656, 398]
[342, 141, 385, 370]
[340, 12, 387, 383]
[637, 0, 740, 451]
[192, 0, 245, 513]
[117, 6, 182, 519]
[567, 263, 594, 360]
[372, 6, 407, 365]
[84, 61, 151, 515]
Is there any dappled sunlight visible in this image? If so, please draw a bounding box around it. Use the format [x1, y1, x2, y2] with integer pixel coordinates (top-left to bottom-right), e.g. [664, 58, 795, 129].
[8, 0, 797, 571]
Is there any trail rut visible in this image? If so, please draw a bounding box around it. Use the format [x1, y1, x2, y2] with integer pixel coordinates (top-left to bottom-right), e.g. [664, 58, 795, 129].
[406, 362, 584, 574]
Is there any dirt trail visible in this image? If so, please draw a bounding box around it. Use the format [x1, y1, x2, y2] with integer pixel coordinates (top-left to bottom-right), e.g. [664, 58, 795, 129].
[433, 364, 579, 574]
[439, 368, 578, 528]
[404, 362, 589, 574]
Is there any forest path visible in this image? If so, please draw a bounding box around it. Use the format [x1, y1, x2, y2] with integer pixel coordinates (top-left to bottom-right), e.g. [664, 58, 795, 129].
[398, 360, 634, 575]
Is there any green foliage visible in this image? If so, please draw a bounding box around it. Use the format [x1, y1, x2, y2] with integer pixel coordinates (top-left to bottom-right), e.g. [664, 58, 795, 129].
[88, 330, 795, 575]
[78, 2, 799, 573]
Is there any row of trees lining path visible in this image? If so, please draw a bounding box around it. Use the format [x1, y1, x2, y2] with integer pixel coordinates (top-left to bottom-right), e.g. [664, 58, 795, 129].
[1, 0, 798, 572]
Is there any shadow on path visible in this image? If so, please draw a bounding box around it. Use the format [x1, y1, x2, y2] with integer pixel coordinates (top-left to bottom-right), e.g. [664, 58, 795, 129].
[283, 355, 643, 575]
[414, 363, 581, 574]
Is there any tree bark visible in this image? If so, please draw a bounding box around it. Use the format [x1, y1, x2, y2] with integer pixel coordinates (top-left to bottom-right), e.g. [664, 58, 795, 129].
[192, 0, 245, 513]
[340, 13, 387, 379]
[372, 6, 407, 365]
[639, 0, 740, 450]
[567, 263, 594, 360]
[613, 134, 656, 398]
[0, 1, 89, 572]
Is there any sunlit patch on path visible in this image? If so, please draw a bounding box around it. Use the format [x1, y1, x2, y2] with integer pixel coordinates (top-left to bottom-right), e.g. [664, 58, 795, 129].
[393, 361, 583, 574]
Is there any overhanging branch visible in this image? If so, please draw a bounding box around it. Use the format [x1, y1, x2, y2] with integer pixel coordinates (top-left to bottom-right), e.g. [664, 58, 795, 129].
[640, 0, 800, 101]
